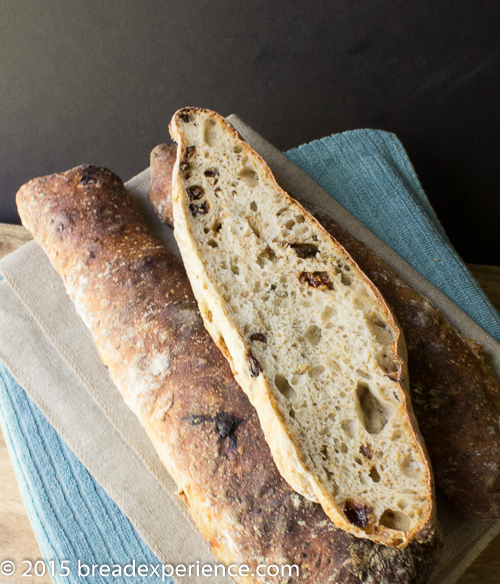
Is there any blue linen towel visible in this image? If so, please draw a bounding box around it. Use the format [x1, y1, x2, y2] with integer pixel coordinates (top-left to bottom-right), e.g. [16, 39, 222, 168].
[1, 129, 499, 584]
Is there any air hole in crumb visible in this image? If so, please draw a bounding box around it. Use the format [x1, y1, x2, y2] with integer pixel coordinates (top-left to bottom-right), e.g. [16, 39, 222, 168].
[304, 325, 322, 346]
[247, 218, 260, 238]
[341, 420, 356, 438]
[321, 305, 336, 321]
[204, 308, 213, 323]
[376, 352, 397, 374]
[324, 469, 338, 491]
[391, 430, 402, 441]
[238, 167, 259, 188]
[212, 221, 222, 233]
[275, 374, 296, 400]
[340, 442, 348, 454]
[250, 201, 258, 212]
[207, 239, 218, 248]
[256, 246, 276, 267]
[203, 227, 210, 234]
[231, 262, 240, 276]
[379, 509, 410, 532]
[203, 118, 219, 146]
[341, 274, 352, 286]
[276, 207, 288, 216]
[356, 383, 391, 434]
[284, 219, 295, 230]
[369, 466, 381, 482]
[321, 445, 328, 459]
[366, 314, 394, 346]
[356, 369, 372, 380]
[401, 455, 422, 479]
[233, 144, 243, 153]
[327, 360, 341, 374]
[308, 365, 325, 379]
[296, 215, 305, 224]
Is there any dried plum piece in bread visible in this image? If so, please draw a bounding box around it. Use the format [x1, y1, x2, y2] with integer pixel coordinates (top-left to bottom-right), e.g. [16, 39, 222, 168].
[169, 107, 435, 548]
[16, 164, 443, 583]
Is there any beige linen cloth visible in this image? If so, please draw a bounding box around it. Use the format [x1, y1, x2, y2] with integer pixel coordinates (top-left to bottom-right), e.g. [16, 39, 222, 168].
[1, 116, 500, 584]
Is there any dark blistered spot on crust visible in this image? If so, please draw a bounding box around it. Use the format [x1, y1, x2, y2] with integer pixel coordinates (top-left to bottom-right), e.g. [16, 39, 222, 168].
[78, 165, 104, 186]
[247, 352, 261, 377]
[183, 412, 243, 448]
[189, 201, 209, 216]
[299, 271, 331, 289]
[344, 499, 372, 528]
[250, 333, 267, 343]
[187, 185, 205, 201]
[215, 412, 243, 447]
[290, 243, 319, 259]
[178, 109, 192, 122]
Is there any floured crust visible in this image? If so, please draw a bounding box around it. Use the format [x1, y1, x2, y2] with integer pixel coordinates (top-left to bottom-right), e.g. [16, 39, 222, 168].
[148, 143, 500, 519]
[169, 108, 435, 547]
[16, 164, 442, 583]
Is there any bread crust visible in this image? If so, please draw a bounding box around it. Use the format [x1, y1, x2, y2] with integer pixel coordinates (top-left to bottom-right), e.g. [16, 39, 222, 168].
[150, 139, 500, 520]
[169, 108, 435, 548]
[16, 165, 442, 583]
[149, 143, 177, 226]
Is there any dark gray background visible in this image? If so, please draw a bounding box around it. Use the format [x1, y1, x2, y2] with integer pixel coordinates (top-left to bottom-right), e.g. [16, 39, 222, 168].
[2, 0, 499, 264]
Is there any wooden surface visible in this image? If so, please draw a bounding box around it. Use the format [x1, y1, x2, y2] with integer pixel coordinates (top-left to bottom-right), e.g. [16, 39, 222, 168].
[0, 223, 500, 583]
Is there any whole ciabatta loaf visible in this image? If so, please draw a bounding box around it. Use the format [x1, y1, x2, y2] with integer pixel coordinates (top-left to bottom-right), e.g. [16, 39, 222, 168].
[16, 165, 442, 584]
[149, 143, 500, 519]
[170, 108, 435, 548]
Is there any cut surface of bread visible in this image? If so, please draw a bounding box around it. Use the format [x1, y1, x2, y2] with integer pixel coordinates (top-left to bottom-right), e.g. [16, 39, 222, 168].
[170, 107, 435, 548]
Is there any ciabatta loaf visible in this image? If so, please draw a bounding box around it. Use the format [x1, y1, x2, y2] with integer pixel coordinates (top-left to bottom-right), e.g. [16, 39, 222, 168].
[16, 165, 442, 583]
[170, 108, 435, 548]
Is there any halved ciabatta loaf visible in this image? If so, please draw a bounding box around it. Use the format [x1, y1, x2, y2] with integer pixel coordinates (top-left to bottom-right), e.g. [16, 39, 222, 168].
[170, 107, 435, 548]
